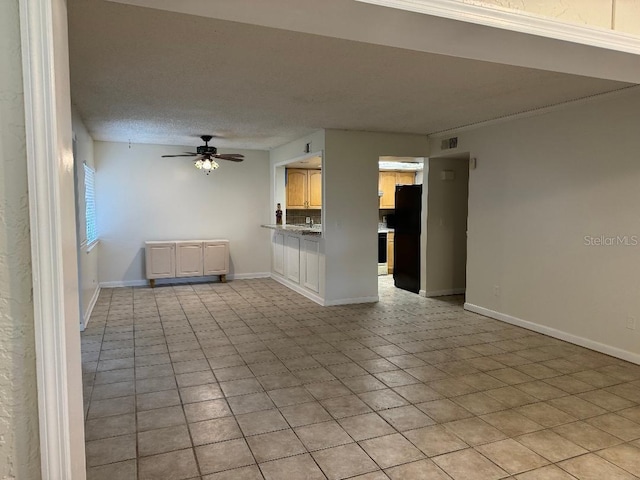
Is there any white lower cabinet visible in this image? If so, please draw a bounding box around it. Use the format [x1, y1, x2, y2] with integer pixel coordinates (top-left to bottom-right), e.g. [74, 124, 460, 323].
[145, 239, 229, 286]
[271, 231, 322, 299]
[303, 239, 320, 293]
[145, 242, 175, 279]
[176, 242, 204, 277]
[286, 236, 301, 283]
[273, 233, 285, 275]
[204, 241, 229, 275]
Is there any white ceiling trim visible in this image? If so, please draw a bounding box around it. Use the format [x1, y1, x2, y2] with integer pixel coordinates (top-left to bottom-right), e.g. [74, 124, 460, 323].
[356, 0, 640, 55]
[427, 84, 640, 139]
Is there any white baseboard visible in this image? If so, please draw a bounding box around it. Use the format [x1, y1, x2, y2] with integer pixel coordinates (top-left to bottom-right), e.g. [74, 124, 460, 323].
[100, 279, 147, 288]
[81, 285, 101, 331]
[100, 272, 272, 288]
[324, 296, 379, 306]
[465, 303, 640, 366]
[270, 274, 325, 306]
[270, 273, 378, 307]
[421, 288, 466, 297]
[229, 272, 271, 280]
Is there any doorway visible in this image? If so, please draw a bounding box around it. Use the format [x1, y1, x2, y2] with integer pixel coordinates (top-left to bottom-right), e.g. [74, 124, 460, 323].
[377, 157, 424, 293]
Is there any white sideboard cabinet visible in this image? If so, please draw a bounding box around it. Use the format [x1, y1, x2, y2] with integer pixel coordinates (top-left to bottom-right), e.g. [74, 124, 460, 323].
[145, 240, 229, 287]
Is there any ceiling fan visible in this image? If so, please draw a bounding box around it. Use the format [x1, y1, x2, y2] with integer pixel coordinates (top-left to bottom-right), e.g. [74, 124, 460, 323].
[162, 135, 244, 174]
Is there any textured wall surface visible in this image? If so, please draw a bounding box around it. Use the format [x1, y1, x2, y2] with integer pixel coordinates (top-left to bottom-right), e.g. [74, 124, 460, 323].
[467, 0, 613, 28]
[0, 0, 41, 478]
[465, 0, 640, 35]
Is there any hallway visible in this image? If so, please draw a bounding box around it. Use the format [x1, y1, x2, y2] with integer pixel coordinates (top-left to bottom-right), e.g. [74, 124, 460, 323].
[81, 278, 640, 479]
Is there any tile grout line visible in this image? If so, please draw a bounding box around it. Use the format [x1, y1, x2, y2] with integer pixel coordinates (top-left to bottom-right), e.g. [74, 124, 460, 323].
[82, 278, 640, 478]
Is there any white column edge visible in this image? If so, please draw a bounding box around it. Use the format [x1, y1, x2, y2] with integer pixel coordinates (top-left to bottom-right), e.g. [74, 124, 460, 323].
[18, 0, 74, 478]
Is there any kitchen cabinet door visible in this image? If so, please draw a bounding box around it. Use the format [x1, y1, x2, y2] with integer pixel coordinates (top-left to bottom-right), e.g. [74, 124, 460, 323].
[273, 233, 285, 275]
[145, 242, 175, 279]
[308, 170, 322, 209]
[286, 236, 301, 283]
[396, 172, 415, 186]
[176, 242, 204, 277]
[387, 232, 394, 274]
[379, 171, 415, 209]
[203, 241, 229, 275]
[303, 239, 320, 292]
[379, 172, 397, 209]
[286, 169, 308, 209]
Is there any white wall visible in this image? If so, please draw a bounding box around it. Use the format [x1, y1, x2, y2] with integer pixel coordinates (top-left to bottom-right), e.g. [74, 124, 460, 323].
[96, 142, 271, 285]
[430, 88, 640, 363]
[0, 1, 41, 477]
[424, 156, 469, 295]
[72, 107, 99, 326]
[324, 130, 430, 304]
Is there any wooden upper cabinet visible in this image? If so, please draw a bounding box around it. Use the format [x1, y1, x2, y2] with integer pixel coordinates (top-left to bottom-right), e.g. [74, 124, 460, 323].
[286, 169, 308, 209]
[379, 172, 398, 209]
[396, 171, 415, 186]
[287, 168, 322, 210]
[379, 171, 415, 209]
[308, 170, 322, 209]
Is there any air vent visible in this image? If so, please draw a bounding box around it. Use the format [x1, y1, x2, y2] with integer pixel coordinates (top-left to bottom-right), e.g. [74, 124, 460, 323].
[440, 137, 458, 150]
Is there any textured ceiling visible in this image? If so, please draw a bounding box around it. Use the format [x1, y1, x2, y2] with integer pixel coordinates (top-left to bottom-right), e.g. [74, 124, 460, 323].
[68, 0, 631, 150]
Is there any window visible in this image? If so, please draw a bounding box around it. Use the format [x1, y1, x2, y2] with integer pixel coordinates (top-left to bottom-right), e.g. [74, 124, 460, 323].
[84, 164, 98, 246]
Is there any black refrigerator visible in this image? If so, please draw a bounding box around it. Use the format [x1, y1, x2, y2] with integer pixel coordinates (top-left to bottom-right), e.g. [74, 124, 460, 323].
[392, 184, 422, 293]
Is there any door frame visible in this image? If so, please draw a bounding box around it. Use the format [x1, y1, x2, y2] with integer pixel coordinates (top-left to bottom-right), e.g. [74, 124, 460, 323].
[19, 0, 86, 478]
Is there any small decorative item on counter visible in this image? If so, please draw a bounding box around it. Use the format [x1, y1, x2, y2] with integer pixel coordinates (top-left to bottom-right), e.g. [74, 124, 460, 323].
[275, 203, 283, 225]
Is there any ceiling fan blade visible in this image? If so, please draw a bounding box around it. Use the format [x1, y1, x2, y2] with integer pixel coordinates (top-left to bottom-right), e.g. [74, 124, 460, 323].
[214, 154, 244, 162]
[161, 153, 197, 157]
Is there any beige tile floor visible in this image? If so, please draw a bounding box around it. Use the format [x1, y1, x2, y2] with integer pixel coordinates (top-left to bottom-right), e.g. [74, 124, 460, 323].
[82, 277, 640, 479]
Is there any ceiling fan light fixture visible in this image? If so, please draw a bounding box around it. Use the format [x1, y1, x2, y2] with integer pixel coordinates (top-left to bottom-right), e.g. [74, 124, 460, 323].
[163, 135, 244, 174]
[197, 157, 219, 175]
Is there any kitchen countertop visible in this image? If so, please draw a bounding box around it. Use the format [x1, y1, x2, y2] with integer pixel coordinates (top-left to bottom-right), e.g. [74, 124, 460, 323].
[261, 224, 322, 236]
[262, 225, 391, 235]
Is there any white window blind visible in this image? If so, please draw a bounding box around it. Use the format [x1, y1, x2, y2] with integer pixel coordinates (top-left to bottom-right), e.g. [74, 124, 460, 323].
[84, 164, 98, 245]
